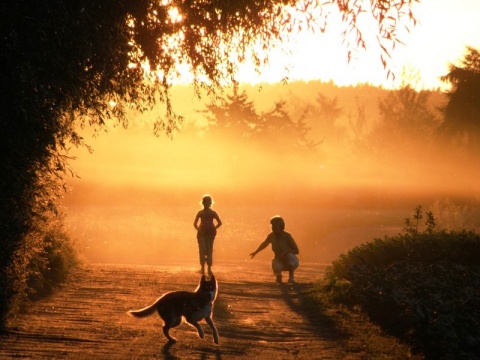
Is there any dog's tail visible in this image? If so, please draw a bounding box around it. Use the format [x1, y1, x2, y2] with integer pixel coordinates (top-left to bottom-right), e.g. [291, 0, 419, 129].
[128, 298, 160, 318]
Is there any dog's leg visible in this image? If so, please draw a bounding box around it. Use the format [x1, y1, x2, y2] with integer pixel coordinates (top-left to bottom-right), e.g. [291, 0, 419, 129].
[205, 316, 219, 344]
[187, 321, 205, 339]
[161, 315, 181, 343]
[162, 325, 177, 343]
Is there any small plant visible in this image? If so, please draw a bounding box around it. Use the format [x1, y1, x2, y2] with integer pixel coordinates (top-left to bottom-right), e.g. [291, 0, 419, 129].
[403, 205, 436, 235]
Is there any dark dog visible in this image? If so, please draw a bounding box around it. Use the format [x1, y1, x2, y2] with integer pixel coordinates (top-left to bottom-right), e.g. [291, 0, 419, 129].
[128, 274, 219, 344]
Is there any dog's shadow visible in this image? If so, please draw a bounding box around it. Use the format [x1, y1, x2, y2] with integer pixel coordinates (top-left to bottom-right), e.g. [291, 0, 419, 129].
[162, 341, 222, 360]
[162, 341, 180, 360]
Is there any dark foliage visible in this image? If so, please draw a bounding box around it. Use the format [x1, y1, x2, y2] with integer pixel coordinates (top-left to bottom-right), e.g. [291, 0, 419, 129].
[325, 209, 480, 359]
[439, 46, 480, 148]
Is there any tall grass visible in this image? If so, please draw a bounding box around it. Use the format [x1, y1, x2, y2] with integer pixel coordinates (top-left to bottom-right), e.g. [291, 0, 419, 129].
[320, 206, 480, 359]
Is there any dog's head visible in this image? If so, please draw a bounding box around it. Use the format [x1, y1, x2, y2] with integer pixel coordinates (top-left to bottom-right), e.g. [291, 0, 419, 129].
[198, 274, 217, 303]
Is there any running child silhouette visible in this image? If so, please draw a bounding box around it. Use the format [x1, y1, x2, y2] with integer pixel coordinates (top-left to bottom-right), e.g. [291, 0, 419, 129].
[194, 195, 222, 275]
[250, 216, 299, 283]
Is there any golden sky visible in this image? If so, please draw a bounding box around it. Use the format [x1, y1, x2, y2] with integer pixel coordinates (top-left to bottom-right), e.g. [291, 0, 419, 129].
[237, 0, 480, 90]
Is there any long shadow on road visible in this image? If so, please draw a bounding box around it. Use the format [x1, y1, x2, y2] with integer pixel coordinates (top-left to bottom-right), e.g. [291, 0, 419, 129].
[211, 277, 352, 359]
[279, 281, 349, 341]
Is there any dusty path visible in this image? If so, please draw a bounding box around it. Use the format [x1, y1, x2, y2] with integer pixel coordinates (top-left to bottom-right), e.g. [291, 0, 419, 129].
[1, 260, 367, 359]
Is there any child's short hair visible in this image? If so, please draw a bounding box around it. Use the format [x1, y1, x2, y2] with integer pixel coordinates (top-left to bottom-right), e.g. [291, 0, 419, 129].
[202, 195, 213, 205]
[270, 215, 285, 230]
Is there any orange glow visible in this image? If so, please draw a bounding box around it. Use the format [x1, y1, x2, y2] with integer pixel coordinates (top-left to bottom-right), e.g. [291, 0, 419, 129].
[62, 0, 480, 266]
[236, 0, 480, 90]
[64, 82, 480, 266]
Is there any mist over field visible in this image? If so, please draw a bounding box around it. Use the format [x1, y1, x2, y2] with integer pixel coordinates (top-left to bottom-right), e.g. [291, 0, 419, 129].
[62, 81, 480, 266]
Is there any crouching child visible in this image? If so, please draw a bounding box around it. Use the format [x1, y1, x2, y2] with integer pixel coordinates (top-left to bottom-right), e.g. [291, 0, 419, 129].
[249, 216, 299, 283]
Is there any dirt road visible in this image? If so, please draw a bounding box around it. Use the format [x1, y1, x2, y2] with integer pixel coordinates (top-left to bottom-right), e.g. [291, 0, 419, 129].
[1, 260, 368, 359]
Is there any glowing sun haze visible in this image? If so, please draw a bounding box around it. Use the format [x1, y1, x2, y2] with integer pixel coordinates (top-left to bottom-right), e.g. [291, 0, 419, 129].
[63, 0, 480, 266]
[236, 0, 480, 90]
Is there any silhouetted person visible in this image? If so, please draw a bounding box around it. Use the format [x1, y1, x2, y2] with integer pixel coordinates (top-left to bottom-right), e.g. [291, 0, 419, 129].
[250, 215, 299, 283]
[194, 195, 222, 275]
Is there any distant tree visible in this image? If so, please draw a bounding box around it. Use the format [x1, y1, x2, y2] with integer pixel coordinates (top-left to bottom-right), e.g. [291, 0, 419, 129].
[200, 84, 259, 139]
[439, 46, 480, 148]
[308, 93, 344, 144]
[200, 88, 317, 154]
[379, 87, 437, 137]
[0, 0, 420, 323]
[348, 96, 368, 145]
[317, 94, 343, 121]
[256, 100, 318, 154]
[371, 70, 439, 153]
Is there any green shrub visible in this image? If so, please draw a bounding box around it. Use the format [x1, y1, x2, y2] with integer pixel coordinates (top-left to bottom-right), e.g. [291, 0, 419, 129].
[324, 207, 480, 359]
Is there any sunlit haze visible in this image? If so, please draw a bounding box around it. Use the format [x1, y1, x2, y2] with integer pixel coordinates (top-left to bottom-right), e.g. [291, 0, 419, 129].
[236, 0, 480, 90]
[62, 1, 480, 267]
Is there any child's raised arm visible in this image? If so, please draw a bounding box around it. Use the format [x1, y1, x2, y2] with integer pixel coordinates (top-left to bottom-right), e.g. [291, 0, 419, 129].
[250, 238, 270, 259]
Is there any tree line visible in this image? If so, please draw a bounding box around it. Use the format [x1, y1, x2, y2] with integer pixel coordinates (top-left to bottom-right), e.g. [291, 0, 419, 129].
[193, 49, 480, 163]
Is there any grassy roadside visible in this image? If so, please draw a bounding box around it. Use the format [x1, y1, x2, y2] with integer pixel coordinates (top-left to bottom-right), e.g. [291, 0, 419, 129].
[303, 234, 480, 358]
[304, 280, 424, 359]
[298, 206, 480, 360]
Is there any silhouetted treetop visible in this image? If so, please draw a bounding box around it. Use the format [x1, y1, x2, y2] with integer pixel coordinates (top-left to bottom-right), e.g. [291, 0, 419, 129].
[200, 85, 259, 138]
[199, 85, 318, 154]
[439, 46, 480, 146]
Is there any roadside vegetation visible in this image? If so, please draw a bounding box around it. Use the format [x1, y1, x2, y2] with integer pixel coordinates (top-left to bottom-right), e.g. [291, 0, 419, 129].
[3, 208, 78, 325]
[310, 206, 480, 359]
